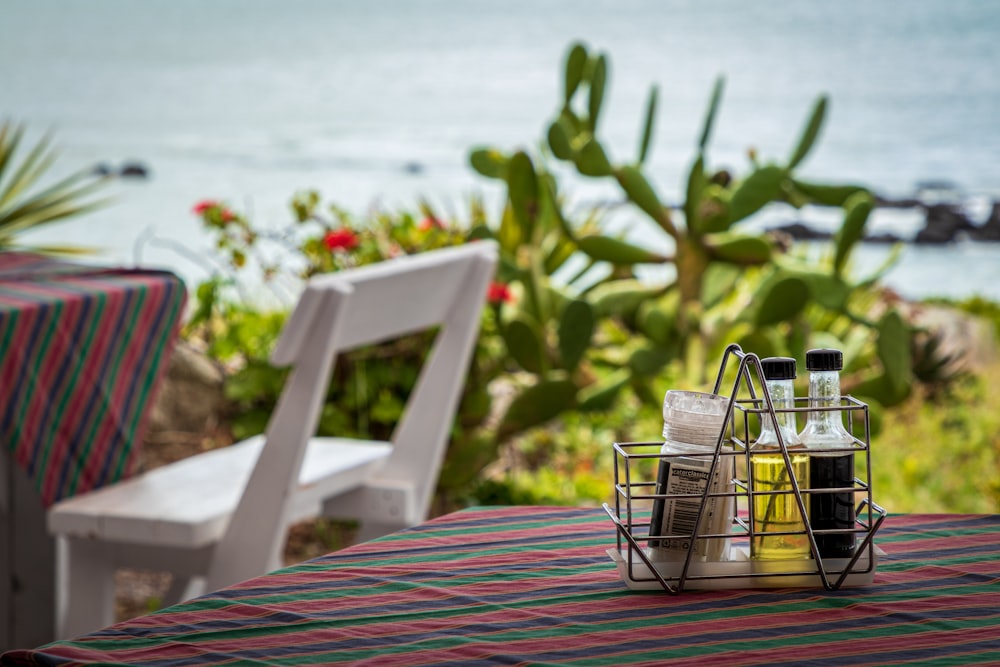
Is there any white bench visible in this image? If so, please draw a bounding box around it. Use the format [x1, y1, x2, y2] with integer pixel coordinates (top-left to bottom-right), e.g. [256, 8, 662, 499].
[49, 241, 498, 638]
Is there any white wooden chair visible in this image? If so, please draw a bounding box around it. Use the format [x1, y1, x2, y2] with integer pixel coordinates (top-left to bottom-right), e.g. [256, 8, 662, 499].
[48, 241, 498, 638]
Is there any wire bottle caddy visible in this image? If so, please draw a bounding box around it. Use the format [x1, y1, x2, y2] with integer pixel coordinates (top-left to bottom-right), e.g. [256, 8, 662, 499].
[604, 344, 888, 593]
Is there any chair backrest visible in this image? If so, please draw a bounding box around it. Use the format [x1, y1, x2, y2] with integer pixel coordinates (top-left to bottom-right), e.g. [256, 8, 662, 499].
[206, 241, 498, 589]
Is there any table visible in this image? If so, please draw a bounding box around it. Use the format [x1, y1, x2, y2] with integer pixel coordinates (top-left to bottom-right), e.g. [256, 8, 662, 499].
[3, 506, 998, 666]
[0, 252, 186, 650]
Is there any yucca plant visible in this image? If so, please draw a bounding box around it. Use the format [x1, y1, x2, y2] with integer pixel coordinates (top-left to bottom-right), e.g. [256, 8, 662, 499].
[0, 121, 109, 253]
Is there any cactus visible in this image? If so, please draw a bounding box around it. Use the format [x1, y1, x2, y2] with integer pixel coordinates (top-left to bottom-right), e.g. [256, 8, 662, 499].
[470, 41, 918, 441]
[558, 300, 595, 372]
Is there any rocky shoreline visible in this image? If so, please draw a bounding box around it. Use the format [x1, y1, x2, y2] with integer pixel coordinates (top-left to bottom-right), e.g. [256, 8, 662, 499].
[770, 197, 1000, 245]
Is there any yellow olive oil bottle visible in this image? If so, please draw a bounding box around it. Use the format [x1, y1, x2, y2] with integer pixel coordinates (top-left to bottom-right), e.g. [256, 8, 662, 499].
[750, 357, 811, 561]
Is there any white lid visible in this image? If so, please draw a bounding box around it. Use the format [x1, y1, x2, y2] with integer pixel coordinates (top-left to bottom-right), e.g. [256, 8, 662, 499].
[661, 390, 729, 442]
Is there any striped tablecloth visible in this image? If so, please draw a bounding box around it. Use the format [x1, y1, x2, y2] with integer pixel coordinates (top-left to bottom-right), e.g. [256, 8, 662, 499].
[3, 506, 998, 666]
[0, 252, 186, 506]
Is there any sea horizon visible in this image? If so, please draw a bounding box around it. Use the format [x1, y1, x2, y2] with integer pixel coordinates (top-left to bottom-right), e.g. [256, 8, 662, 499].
[2, 0, 999, 300]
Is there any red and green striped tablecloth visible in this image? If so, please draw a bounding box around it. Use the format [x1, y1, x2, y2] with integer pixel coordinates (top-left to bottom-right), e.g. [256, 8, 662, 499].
[3, 506, 998, 666]
[0, 252, 186, 506]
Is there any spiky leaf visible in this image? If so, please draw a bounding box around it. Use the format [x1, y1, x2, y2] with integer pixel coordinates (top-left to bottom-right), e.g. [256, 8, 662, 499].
[469, 147, 508, 179]
[575, 138, 613, 177]
[637, 85, 658, 165]
[587, 54, 608, 132]
[557, 108, 584, 137]
[702, 263, 742, 309]
[547, 121, 574, 161]
[506, 151, 539, 240]
[637, 297, 678, 346]
[698, 77, 725, 151]
[541, 173, 579, 244]
[564, 42, 589, 105]
[833, 191, 874, 277]
[498, 378, 578, 439]
[13, 243, 97, 256]
[754, 275, 810, 325]
[858, 242, 904, 289]
[558, 299, 594, 372]
[542, 284, 570, 322]
[788, 95, 827, 169]
[497, 205, 522, 252]
[589, 279, 663, 318]
[578, 370, 631, 412]
[696, 185, 733, 234]
[0, 123, 21, 186]
[616, 165, 668, 229]
[467, 223, 493, 242]
[795, 272, 852, 312]
[438, 433, 499, 491]
[543, 235, 577, 274]
[577, 235, 665, 265]
[849, 373, 908, 409]
[791, 179, 867, 207]
[736, 329, 781, 362]
[703, 231, 772, 265]
[728, 165, 786, 224]
[877, 309, 911, 397]
[684, 155, 708, 231]
[503, 317, 545, 374]
[0, 128, 56, 210]
[0, 122, 108, 250]
[628, 345, 672, 377]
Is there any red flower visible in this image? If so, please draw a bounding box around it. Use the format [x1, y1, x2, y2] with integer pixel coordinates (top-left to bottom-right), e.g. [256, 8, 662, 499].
[487, 281, 513, 305]
[192, 200, 218, 215]
[323, 228, 359, 252]
[193, 200, 237, 225]
[418, 216, 444, 232]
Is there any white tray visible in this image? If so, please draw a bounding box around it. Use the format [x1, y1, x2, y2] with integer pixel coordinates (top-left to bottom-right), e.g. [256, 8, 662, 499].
[608, 544, 883, 591]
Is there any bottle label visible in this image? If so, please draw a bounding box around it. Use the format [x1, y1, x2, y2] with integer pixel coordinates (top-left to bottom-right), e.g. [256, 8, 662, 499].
[650, 459, 714, 556]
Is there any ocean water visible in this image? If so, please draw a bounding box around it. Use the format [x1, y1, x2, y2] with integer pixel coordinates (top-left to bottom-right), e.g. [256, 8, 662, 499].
[2, 0, 999, 300]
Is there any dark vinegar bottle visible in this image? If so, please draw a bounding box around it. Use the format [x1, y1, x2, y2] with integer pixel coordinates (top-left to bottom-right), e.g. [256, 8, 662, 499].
[799, 348, 857, 559]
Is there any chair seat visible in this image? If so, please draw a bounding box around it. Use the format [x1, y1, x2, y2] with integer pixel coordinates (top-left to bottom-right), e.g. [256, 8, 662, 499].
[48, 437, 392, 549]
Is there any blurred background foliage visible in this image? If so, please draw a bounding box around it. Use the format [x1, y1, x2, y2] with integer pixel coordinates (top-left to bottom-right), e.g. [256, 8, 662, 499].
[182, 42, 996, 516]
[0, 120, 108, 254]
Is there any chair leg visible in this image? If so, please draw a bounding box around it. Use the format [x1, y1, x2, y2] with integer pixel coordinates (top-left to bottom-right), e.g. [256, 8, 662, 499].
[324, 482, 416, 543]
[162, 575, 205, 607]
[56, 537, 116, 638]
[355, 521, 406, 544]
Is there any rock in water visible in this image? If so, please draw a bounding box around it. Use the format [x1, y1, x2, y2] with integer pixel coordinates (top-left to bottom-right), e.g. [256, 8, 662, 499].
[914, 204, 975, 244]
[971, 202, 1000, 242]
[119, 161, 150, 178]
[91, 162, 113, 177]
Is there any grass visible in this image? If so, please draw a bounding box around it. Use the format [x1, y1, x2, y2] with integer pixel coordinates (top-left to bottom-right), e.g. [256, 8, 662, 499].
[868, 362, 1000, 514]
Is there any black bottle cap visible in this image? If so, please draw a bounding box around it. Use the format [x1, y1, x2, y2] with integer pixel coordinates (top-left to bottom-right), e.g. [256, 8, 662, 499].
[806, 348, 843, 371]
[761, 356, 796, 380]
